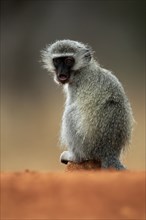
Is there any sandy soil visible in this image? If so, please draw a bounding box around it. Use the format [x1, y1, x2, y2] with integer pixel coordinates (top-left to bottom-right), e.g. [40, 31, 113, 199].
[1, 165, 145, 219]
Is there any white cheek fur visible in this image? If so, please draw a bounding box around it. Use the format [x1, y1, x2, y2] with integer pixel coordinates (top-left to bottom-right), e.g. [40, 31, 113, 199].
[54, 76, 60, 84]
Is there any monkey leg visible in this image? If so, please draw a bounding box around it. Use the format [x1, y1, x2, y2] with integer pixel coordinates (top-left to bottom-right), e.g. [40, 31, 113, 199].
[101, 157, 126, 170]
[60, 151, 76, 164]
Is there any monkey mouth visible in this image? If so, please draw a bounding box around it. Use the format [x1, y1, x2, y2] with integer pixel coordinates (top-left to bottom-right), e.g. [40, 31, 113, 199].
[58, 74, 70, 84]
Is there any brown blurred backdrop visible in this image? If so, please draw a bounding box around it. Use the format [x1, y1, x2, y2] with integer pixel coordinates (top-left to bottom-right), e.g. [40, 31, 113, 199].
[1, 0, 145, 171]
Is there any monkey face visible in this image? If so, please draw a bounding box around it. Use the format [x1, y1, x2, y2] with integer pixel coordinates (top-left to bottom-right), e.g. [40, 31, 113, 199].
[53, 56, 75, 84]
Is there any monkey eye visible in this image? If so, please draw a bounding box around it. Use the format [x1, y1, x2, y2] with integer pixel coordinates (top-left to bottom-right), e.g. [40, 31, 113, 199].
[53, 58, 61, 66]
[65, 57, 74, 66]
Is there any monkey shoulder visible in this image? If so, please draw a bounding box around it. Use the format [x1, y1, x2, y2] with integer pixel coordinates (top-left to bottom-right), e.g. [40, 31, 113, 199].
[94, 67, 126, 102]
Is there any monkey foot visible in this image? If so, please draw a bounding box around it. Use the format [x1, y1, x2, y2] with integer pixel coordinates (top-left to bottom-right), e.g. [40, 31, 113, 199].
[61, 159, 69, 164]
[60, 151, 75, 164]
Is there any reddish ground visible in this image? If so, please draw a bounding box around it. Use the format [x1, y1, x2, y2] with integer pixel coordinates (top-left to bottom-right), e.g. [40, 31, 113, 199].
[1, 163, 146, 219]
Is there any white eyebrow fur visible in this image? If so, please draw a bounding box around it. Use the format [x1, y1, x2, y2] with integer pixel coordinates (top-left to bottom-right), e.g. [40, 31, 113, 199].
[52, 53, 74, 58]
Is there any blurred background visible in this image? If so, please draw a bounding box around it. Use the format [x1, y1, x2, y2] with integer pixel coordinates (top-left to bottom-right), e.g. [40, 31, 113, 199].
[1, 0, 145, 171]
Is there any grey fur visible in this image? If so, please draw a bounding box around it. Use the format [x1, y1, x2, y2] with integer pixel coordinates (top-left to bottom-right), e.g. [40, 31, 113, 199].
[41, 39, 134, 170]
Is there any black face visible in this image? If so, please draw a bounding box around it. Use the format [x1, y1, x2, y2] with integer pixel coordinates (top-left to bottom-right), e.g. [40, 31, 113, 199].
[53, 56, 75, 84]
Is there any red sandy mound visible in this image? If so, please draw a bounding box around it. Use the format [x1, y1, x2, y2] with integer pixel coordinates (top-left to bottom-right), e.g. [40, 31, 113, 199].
[1, 169, 145, 219]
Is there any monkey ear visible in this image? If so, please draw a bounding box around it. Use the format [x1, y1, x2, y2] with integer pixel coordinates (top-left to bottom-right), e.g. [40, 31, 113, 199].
[84, 49, 92, 61]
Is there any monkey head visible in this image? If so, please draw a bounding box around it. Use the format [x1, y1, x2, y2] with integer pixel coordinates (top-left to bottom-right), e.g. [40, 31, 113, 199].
[41, 39, 93, 84]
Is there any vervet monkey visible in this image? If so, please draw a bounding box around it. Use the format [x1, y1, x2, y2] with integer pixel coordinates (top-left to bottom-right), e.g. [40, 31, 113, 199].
[41, 39, 134, 170]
